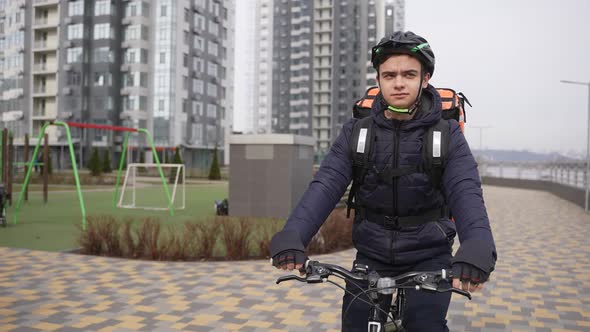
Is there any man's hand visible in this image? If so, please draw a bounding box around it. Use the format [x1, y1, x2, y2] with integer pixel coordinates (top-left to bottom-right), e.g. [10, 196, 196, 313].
[271, 250, 306, 274]
[452, 262, 488, 293]
[269, 230, 307, 275]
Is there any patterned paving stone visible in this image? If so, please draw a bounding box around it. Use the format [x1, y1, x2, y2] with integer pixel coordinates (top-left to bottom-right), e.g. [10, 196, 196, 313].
[1, 186, 589, 331]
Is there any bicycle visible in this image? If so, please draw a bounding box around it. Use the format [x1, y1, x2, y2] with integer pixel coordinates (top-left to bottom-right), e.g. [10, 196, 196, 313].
[276, 260, 472, 332]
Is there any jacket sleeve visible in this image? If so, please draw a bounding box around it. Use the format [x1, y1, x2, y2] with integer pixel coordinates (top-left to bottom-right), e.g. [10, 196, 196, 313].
[442, 120, 497, 274]
[282, 119, 356, 247]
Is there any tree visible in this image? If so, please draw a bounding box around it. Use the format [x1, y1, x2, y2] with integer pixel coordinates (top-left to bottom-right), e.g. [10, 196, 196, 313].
[169, 146, 184, 184]
[89, 147, 102, 176]
[102, 149, 112, 173]
[208, 145, 221, 180]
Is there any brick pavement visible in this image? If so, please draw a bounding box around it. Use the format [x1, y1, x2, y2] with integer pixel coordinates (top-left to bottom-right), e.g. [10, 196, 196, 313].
[1, 185, 589, 331]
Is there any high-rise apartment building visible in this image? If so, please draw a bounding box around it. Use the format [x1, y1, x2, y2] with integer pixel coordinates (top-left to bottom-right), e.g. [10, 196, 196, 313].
[0, 0, 234, 171]
[254, 0, 404, 157]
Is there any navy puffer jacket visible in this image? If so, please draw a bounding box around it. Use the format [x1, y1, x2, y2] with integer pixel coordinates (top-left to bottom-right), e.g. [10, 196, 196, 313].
[283, 85, 497, 273]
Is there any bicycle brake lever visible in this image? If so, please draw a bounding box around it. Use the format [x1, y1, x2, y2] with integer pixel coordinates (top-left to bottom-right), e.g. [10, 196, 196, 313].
[276, 275, 307, 284]
[450, 287, 472, 300]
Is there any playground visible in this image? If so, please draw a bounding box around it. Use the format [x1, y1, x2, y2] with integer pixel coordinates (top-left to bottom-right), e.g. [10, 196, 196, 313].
[0, 122, 228, 252]
[0, 180, 227, 252]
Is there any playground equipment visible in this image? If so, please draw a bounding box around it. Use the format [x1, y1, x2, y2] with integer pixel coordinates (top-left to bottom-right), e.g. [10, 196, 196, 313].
[13, 121, 175, 230]
[118, 163, 185, 211]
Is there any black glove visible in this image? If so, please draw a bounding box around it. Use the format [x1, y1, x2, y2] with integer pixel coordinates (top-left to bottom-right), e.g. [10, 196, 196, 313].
[452, 262, 489, 284]
[269, 230, 307, 268]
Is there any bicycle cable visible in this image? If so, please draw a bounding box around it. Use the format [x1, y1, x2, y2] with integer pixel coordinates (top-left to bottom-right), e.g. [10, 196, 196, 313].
[326, 279, 394, 323]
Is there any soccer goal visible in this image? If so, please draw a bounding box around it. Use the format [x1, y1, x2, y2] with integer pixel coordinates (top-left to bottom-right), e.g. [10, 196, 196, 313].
[117, 163, 185, 211]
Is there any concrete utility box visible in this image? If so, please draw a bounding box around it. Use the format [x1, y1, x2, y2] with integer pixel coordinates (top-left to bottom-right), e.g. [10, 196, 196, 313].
[229, 134, 315, 219]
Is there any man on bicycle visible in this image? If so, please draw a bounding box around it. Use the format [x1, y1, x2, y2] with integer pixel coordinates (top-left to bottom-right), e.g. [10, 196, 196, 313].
[270, 31, 497, 331]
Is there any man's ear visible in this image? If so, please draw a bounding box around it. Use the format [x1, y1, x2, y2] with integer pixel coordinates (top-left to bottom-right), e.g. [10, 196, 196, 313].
[422, 72, 431, 88]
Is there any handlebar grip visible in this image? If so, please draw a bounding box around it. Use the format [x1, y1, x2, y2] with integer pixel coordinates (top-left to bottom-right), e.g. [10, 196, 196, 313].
[276, 275, 307, 284]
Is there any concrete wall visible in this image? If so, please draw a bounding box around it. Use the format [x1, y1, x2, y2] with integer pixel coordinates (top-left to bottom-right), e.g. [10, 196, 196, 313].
[481, 176, 585, 209]
[229, 134, 315, 219]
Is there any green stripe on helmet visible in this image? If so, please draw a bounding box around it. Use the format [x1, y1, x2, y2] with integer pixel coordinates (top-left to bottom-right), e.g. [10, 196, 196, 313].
[411, 43, 430, 52]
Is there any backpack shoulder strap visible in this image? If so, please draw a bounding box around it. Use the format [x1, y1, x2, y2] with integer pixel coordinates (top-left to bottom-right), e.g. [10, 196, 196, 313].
[424, 119, 451, 190]
[347, 116, 374, 217]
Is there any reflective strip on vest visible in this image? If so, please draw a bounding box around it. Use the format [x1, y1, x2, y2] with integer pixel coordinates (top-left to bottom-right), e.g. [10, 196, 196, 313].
[357, 128, 368, 153]
[433, 131, 441, 158]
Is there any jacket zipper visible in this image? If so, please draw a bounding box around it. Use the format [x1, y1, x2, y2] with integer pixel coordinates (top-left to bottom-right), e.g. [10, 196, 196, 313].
[391, 121, 402, 265]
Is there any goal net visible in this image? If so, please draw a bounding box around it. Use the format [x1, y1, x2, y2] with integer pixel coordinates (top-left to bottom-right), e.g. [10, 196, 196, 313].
[117, 163, 185, 211]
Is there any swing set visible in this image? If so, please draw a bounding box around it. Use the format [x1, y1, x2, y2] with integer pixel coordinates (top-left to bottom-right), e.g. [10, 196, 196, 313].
[12, 121, 175, 230]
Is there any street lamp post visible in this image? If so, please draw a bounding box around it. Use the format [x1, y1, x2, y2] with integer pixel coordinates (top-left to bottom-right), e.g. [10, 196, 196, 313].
[561, 80, 590, 213]
[471, 126, 492, 152]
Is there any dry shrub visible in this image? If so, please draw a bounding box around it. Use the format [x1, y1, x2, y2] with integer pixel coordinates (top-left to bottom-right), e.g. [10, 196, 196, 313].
[96, 215, 123, 257]
[220, 216, 253, 260]
[135, 217, 161, 259]
[77, 217, 103, 255]
[159, 225, 188, 261]
[307, 209, 354, 255]
[121, 217, 137, 257]
[183, 222, 202, 258]
[196, 219, 220, 259]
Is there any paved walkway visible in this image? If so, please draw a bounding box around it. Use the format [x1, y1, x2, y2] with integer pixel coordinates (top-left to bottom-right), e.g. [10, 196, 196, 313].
[1, 186, 589, 331]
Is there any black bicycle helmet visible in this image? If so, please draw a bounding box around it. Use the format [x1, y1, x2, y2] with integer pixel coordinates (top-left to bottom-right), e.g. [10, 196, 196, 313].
[371, 31, 435, 76]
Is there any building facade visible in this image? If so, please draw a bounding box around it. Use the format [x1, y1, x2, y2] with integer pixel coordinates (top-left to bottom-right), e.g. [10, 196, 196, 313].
[254, 0, 404, 158]
[0, 0, 235, 171]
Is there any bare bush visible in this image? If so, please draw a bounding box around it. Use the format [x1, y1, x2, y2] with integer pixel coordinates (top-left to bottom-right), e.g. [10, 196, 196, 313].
[220, 217, 253, 260]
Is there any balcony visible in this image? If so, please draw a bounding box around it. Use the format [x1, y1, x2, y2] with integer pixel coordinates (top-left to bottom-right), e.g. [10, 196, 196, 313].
[33, 40, 57, 51]
[32, 85, 57, 97]
[33, 63, 57, 73]
[33, 0, 59, 7]
[33, 17, 59, 28]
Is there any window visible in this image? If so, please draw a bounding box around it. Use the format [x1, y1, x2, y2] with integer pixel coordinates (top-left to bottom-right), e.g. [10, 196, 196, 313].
[125, 25, 139, 40]
[160, 4, 167, 17]
[184, 9, 190, 22]
[211, 1, 220, 16]
[126, 2, 137, 16]
[94, 72, 111, 86]
[67, 71, 82, 85]
[159, 26, 169, 40]
[193, 57, 203, 72]
[194, 35, 205, 51]
[207, 41, 218, 56]
[160, 52, 166, 64]
[207, 104, 217, 118]
[208, 20, 218, 36]
[159, 99, 165, 111]
[194, 13, 206, 30]
[183, 53, 188, 67]
[125, 49, 137, 63]
[93, 23, 111, 40]
[67, 24, 83, 40]
[207, 83, 217, 97]
[95, 0, 111, 16]
[93, 47, 112, 62]
[192, 79, 203, 94]
[69, 1, 84, 16]
[192, 101, 203, 116]
[67, 47, 83, 64]
[207, 62, 217, 76]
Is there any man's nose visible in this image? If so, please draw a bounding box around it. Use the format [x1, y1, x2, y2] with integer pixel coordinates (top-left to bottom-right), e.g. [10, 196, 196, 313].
[393, 76, 405, 89]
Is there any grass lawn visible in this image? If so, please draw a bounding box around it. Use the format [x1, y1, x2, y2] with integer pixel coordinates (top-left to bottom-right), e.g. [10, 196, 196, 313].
[0, 182, 228, 252]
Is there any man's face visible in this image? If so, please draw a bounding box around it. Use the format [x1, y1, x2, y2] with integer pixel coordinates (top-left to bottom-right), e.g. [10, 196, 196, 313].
[377, 54, 430, 109]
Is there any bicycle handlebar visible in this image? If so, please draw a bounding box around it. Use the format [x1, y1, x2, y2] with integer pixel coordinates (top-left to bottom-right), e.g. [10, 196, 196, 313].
[276, 260, 472, 300]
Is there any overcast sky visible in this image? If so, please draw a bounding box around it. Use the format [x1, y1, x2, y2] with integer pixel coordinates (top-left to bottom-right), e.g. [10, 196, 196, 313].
[406, 0, 590, 155]
[234, 0, 590, 155]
